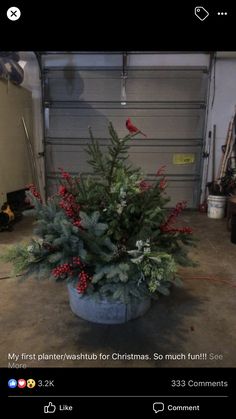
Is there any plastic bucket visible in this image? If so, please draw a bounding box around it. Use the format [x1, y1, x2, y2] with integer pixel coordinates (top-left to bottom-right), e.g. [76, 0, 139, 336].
[207, 195, 226, 219]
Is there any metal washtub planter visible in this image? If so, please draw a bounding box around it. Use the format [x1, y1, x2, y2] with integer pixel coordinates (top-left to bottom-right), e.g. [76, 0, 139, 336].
[67, 282, 151, 324]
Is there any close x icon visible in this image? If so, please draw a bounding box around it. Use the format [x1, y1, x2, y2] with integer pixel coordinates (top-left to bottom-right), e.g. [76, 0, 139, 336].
[7, 7, 21, 21]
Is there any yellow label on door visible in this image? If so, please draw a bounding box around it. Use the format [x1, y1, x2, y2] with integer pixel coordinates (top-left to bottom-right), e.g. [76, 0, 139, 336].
[173, 154, 195, 165]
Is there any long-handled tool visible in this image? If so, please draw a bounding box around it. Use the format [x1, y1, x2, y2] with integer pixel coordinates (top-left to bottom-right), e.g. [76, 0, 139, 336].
[207, 124, 220, 194]
[199, 133, 211, 212]
[21, 116, 40, 191]
[218, 109, 236, 181]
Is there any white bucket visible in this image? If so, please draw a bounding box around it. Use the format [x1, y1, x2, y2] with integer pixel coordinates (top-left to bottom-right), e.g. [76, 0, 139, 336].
[207, 195, 226, 219]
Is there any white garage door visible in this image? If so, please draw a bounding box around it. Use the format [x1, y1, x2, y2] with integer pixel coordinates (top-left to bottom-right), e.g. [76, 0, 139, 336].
[41, 54, 208, 207]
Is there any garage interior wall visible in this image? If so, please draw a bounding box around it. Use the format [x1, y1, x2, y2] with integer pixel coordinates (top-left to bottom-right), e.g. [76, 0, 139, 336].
[201, 53, 236, 201]
[20, 52, 45, 199]
[16, 52, 236, 207]
[0, 80, 33, 207]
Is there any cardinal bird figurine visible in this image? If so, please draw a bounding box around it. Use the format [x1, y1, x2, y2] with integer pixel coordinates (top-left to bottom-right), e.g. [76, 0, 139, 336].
[126, 118, 147, 137]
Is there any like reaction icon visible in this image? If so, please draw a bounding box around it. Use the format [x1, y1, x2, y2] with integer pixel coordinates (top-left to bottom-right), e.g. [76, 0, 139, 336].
[8, 379, 17, 389]
[44, 402, 56, 414]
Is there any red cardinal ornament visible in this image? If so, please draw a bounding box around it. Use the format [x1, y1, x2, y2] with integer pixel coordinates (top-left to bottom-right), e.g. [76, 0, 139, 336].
[126, 118, 147, 137]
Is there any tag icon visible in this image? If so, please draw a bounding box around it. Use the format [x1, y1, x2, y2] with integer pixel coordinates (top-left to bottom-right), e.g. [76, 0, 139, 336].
[194, 6, 209, 21]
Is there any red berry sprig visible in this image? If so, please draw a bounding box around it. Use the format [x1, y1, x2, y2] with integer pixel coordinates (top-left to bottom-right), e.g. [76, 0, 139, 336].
[52, 263, 72, 278]
[59, 191, 81, 221]
[72, 256, 82, 266]
[161, 225, 193, 234]
[139, 180, 152, 191]
[73, 220, 82, 228]
[156, 165, 166, 176]
[160, 201, 193, 234]
[159, 177, 167, 190]
[27, 184, 42, 203]
[58, 168, 72, 182]
[52, 257, 83, 279]
[77, 270, 91, 294]
[58, 185, 67, 196]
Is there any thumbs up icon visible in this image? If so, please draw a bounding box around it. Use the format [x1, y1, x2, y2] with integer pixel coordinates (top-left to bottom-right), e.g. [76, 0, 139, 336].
[44, 402, 56, 414]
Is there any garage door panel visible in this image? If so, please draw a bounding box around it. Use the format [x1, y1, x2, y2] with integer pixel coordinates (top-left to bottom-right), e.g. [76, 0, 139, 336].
[129, 146, 200, 175]
[162, 180, 199, 208]
[45, 144, 93, 174]
[46, 78, 121, 102]
[46, 142, 201, 177]
[45, 69, 207, 103]
[47, 108, 205, 140]
[126, 76, 207, 102]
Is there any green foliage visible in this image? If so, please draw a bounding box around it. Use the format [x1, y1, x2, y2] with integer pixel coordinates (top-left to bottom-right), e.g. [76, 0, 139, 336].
[1, 244, 31, 275]
[79, 211, 107, 237]
[3, 122, 196, 303]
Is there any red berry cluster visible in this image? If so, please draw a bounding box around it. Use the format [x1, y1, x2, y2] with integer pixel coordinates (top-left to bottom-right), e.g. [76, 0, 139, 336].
[73, 220, 82, 228]
[160, 201, 193, 234]
[52, 263, 72, 278]
[156, 165, 166, 176]
[59, 168, 72, 182]
[52, 257, 83, 279]
[161, 225, 193, 234]
[77, 270, 91, 294]
[58, 185, 67, 196]
[57, 168, 81, 227]
[139, 180, 152, 191]
[59, 192, 80, 220]
[72, 256, 82, 266]
[27, 184, 42, 203]
[159, 178, 167, 190]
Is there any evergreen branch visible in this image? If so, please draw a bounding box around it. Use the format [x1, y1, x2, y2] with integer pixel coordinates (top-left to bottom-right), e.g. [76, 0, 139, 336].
[86, 127, 107, 177]
[107, 123, 131, 189]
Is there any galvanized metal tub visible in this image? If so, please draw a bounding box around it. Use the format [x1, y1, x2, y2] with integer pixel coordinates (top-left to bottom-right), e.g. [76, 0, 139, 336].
[67, 282, 151, 324]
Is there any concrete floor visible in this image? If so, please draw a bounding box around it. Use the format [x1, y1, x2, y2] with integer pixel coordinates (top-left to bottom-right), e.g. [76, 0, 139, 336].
[0, 212, 235, 368]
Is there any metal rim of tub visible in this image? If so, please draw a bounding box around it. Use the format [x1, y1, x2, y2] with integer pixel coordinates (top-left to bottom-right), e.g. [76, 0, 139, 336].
[67, 282, 151, 324]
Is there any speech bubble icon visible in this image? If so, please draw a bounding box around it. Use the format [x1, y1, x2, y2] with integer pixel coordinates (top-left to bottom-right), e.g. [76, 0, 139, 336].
[153, 402, 164, 413]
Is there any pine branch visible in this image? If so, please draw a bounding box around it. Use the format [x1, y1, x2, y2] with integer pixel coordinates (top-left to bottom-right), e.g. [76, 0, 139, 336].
[86, 126, 107, 178]
[107, 123, 131, 189]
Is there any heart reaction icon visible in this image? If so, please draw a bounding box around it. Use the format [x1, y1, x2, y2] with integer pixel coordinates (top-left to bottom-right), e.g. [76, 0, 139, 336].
[18, 379, 27, 388]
